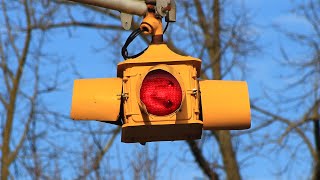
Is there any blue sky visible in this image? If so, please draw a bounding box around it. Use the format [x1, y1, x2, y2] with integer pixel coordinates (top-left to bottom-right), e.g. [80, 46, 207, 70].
[38, 0, 315, 179]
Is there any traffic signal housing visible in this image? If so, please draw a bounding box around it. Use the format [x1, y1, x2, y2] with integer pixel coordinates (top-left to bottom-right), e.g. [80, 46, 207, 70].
[70, 44, 251, 143]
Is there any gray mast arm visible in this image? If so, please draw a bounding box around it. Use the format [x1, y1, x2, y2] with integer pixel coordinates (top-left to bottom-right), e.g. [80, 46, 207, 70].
[68, 0, 148, 16]
[68, 0, 175, 30]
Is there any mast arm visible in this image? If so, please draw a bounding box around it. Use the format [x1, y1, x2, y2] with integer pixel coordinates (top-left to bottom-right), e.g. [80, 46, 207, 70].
[68, 0, 147, 16]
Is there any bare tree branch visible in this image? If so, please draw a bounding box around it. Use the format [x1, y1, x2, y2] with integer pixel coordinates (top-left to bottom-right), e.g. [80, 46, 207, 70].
[1, 0, 33, 178]
[187, 140, 219, 180]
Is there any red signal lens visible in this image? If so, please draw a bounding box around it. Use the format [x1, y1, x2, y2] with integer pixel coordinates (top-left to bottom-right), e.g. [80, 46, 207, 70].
[140, 70, 182, 116]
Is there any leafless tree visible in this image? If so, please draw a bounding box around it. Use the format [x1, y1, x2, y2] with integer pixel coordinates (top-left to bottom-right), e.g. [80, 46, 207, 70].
[0, 0, 84, 178]
[0, 0, 121, 179]
[251, 0, 320, 179]
[129, 144, 161, 180]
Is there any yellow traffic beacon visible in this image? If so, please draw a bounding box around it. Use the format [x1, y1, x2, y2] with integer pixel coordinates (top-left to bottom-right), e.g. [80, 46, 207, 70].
[70, 0, 251, 143]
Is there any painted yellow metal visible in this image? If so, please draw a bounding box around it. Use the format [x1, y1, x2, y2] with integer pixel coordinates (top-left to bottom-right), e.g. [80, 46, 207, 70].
[117, 44, 202, 77]
[69, 42, 251, 143]
[70, 78, 122, 121]
[140, 10, 163, 35]
[200, 80, 251, 130]
[121, 63, 200, 123]
[120, 62, 203, 142]
[118, 44, 204, 142]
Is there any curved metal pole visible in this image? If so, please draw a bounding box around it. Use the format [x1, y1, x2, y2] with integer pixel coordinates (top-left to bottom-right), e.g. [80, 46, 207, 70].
[68, 0, 147, 16]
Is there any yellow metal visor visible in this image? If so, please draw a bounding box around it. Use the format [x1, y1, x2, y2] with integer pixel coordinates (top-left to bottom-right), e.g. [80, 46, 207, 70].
[70, 78, 122, 122]
[200, 80, 251, 130]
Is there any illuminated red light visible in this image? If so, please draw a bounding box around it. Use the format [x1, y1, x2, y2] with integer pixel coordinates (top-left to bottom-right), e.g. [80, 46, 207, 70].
[140, 70, 182, 116]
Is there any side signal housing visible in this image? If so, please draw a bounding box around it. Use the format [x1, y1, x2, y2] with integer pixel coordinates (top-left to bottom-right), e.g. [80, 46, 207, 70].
[70, 78, 122, 125]
[200, 80, 251, 130]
